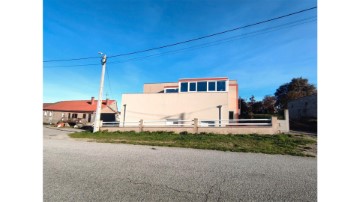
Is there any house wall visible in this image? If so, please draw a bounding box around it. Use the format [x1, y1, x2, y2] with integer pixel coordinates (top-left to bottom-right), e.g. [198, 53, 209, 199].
[121, 92, 229, 123]
[228, 81, 239, 119]
[43, 111, 95, 124]
[43, 105, 118, 124]
[288, 94, 317, 120]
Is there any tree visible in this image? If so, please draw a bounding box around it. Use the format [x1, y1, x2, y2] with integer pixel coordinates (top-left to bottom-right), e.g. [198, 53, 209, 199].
[275, 77, 316, 110]
[262, 95, 277, 114]
[247, 95, 256, 118]
[238, 98, 248, 118]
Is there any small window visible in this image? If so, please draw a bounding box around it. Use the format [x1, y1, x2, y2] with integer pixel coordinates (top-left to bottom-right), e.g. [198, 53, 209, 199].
[44, 111, 47, 116]
[208, 82, 216, 91]
[189, 82, 196, 92]
[197, 81, 207, 92]
[49, 112, 52, 117]
[217, 81, 226, 91]
[62, 113, 65, 117]
[83, 114, 86, 119]
[72, 114, 78, 118]
[165, 88, 178, 93]
[180, 82, 188, 92]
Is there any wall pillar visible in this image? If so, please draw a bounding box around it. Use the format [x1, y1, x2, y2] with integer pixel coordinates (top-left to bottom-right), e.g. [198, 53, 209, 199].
[139, 119, 144, 132]
[193, 118, 198, 134]
[271, 116, 279, 134]
[284, 109, 290, 132]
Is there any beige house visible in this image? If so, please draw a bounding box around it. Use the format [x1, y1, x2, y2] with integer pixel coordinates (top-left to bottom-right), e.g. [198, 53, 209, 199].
[43, 97, 119, 125]
[120, 77, 239, 125]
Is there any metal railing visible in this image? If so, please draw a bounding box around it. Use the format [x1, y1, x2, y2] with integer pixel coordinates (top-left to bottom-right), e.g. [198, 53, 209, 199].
[102, 118, 272, 128]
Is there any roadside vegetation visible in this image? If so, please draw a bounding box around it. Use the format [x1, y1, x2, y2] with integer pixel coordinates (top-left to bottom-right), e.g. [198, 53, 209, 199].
[69, 130, 316, 157]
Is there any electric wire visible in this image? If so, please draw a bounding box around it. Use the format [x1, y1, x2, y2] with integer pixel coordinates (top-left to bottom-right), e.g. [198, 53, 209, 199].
[43, 6, 316, 63]
[44, 16, 316, 69]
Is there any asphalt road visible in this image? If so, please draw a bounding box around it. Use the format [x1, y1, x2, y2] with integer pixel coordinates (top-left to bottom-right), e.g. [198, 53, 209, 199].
[43, 126, 317, 201]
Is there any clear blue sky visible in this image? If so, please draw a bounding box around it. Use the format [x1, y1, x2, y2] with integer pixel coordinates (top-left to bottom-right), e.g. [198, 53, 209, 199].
[43, 0, 317, 105]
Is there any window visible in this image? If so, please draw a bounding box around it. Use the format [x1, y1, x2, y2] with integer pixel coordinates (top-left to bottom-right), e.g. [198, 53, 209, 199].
[180, 82, 188, 92]
[229, 111, 234, 119]
[197, 81, 207, 92]
[208, 81, 215, 91]
[165, 88, 178, 93]
[44, 111, 47, 116]
[217, 81, 226, 91]
[83, 114, 86, 119]
[72, 114, 78, 118]
[49, 112, 52, 117]
[62, 113, 65, 118]
[189, 82, 196, 92]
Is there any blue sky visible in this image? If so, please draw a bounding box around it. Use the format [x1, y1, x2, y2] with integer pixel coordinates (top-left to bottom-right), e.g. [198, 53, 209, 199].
[43, 0, 317, 105]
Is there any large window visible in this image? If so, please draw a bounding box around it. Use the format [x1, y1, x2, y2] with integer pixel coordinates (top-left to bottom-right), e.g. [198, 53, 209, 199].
[197, 81, 207, 92]
[208, 81, 215, 91]
[217, 81, 226, 91]
[189, 82, 196, 92]
[180, 82, 188, 92]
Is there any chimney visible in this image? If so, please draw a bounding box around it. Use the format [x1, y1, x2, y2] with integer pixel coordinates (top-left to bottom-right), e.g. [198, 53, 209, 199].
[90, 97, 95, 105]
[105, 98, 110, 106]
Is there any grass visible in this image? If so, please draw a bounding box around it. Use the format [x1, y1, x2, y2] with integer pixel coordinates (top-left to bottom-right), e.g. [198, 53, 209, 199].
[69, 130, 316, 157]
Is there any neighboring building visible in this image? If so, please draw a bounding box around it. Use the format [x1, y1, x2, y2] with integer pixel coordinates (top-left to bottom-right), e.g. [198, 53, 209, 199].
[288, 94, 317, 120]
[120, 77, 239, 125]
[43, 97, 119, 124]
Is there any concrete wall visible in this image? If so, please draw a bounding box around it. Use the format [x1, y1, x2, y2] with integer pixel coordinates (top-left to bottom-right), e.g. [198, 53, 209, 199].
[102, 117, 281, 135]
[278, 110, 290, 133]
[228, 81, 239, 119]
[288, 94, 317, 120]
[143, 82, 178, 93]
[121, 92, 230, 123]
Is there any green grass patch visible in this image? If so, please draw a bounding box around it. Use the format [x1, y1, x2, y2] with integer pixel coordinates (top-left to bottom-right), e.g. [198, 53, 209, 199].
[69, 130, 316, 157]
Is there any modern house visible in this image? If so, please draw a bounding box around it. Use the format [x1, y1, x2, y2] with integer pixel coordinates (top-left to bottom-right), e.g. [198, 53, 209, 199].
[43, 97, 119, 125]
[120, 77, 239, 126]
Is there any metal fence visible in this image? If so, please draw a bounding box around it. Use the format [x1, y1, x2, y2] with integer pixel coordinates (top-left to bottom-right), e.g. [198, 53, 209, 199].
[102, 118, 272, 128]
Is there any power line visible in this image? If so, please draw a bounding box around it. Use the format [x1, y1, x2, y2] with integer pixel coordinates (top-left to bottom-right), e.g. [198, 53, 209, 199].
[43, 6, 316, 63]
[43, 56, 100, 63]
[43, 16, 316, 69]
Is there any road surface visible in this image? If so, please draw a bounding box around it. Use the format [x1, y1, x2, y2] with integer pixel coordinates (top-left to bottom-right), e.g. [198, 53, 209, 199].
[44, 126, 317, 201]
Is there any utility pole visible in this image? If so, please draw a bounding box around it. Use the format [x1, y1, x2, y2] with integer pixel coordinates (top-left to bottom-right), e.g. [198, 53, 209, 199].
[93, 52, 107, 133]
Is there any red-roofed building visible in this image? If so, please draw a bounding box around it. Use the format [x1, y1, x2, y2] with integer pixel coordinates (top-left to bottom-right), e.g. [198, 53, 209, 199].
[43, 97, 119, 125]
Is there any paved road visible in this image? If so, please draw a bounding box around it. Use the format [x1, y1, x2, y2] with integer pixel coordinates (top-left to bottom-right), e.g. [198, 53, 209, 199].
[44, 127, 317, 201]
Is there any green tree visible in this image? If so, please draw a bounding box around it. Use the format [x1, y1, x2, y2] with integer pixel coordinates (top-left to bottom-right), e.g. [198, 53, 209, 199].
[238, 98, 248, 118]
[275, 77, 316, 110]
[262, 95, 277, 114]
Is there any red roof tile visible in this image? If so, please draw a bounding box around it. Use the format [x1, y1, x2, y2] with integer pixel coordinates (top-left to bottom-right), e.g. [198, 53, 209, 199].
[43, 99, 115, 112]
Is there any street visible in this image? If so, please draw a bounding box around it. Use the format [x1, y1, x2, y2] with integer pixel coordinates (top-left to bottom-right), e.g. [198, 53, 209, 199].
[43, 126, 317, 201]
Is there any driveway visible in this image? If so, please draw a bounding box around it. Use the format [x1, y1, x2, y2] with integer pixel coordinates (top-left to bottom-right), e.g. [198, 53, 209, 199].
[44, 126, 317, 201]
